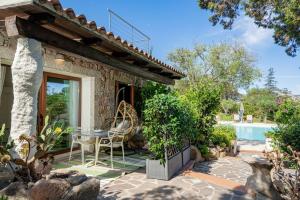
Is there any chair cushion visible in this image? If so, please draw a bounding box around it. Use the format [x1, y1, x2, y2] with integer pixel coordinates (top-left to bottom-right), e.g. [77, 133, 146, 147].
[116, 120, 130, 131]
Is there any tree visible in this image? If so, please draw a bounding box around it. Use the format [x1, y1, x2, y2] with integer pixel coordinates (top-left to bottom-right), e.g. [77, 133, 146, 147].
[179, 78, 222, 146]
[221, 99, 238, 114]
[168, 43, 261, 99]
[243, 88, 277, 122]
[265, 67, 277, 92]
[198, 0, 300, 56]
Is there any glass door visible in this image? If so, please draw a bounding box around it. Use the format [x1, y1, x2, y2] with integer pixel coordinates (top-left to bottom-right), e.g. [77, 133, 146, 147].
[39, 73, 81, 151]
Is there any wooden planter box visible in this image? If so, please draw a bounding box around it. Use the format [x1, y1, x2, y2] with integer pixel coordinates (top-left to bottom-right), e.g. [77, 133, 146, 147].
[146, 146, 191, 180]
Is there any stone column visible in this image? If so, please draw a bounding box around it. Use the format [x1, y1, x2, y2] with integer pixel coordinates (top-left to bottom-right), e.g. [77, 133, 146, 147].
[9, 38, 44, 156]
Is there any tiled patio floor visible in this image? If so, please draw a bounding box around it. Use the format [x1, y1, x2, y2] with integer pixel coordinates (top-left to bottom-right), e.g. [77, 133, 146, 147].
[193, 156, 252, 185]
[98, 154, 260, 200]
[98, 168, 253, 200]
[52, 151, 147, 188]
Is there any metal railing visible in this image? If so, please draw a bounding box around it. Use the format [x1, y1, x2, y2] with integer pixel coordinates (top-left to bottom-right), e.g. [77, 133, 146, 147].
[108, 9, 151, 54]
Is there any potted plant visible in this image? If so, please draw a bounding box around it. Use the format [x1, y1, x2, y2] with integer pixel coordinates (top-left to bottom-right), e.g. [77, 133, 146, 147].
[143, 94, 194, 180]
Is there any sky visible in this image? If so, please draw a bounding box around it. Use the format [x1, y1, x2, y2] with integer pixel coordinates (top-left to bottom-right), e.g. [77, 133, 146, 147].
[60, 0, 300, 94]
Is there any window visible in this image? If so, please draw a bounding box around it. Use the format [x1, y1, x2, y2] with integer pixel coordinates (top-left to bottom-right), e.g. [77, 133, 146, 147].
[39, 73, 81, 150]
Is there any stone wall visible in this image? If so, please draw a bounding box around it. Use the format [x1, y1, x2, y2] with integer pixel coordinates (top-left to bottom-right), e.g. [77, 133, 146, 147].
[0, 29, 143, 129]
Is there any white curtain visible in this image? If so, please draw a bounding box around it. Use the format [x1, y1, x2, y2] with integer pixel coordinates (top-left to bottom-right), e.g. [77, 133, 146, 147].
[68, 80, 79, 129]
[0, 60, 6, 106]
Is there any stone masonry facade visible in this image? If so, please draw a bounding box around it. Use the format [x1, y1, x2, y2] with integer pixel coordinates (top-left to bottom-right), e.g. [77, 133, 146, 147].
[0, 29, 143, 130]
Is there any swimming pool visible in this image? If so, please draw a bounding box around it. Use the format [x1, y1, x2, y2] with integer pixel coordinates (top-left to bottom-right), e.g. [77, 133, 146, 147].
[219, 122, 276, 141]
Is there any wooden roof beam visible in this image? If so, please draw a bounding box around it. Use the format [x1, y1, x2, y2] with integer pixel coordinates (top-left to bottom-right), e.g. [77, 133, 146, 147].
[5, 15, 174, 85]
[28, 12, 55, 25]
[81, 37, 103, 46]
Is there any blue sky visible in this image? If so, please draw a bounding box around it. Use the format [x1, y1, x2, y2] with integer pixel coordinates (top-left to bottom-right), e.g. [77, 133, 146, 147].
[61, 0, 300, 94]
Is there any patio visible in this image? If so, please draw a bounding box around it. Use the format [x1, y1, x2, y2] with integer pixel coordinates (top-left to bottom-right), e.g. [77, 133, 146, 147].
[52, 151, 148, 188]
[49, 149, 261, 200]
[97, 154, 258, 200]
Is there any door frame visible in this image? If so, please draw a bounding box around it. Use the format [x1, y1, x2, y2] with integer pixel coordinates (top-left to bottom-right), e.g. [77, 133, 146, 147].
[38, 72, 82, 134]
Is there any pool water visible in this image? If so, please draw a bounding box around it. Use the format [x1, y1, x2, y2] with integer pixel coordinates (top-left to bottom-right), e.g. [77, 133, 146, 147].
[234, 124, 275, 141]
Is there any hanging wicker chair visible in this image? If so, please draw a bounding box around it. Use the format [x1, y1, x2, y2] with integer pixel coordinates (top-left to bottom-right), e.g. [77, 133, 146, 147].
[110, 100, 138, 142]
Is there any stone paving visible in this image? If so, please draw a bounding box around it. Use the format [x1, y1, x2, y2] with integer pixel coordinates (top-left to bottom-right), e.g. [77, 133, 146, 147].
[98, 168, 253, 200]
[193, 156, 253, 185]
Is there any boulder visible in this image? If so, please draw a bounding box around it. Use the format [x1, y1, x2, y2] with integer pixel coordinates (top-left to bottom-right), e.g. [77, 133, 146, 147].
[190, 145, 204, 162]
[0, 166, 14, 190]
[209, 147, 220, 160]
[30, 171, 99, 200]
[243, 156, 281, 199]
[0, 182, 28, 200]
[66, 173, 88, 186]
[29, 178, 71, 200]
[63, 177, 100, 200]
[1, 170, 99, 200]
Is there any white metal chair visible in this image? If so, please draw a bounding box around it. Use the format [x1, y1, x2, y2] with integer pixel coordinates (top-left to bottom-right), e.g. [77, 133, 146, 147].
[247, 115, 253, 123]
[69, 127, 97, 165]
[233, 114, 240, 122]
[97, 100, 138, 169]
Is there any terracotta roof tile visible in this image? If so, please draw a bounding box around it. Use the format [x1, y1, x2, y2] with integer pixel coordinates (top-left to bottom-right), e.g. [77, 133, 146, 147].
[37, 0, 185, 77]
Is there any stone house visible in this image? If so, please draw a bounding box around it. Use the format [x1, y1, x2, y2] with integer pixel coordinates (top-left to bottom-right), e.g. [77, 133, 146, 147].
[0, 0, 184, 153]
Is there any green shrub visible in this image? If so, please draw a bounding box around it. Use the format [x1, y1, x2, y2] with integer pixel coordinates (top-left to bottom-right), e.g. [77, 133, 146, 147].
[265, 131, 274, 138]
[210, 126, 236, 148]
[272, 99, 300, 152]
[141, 81, 170, 103]
[143, 94, 195, 164]
[218, 113, 232, 121]
[198, 145, 210, 159]
[178, 78, 221, 146]
[0, 195, 8, 200]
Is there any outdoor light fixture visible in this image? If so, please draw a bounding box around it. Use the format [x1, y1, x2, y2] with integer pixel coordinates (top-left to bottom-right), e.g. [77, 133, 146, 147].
[55, 53, 65, 65]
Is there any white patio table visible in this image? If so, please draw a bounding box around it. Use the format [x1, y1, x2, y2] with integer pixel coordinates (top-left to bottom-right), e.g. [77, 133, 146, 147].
[78, 129, 108, 166]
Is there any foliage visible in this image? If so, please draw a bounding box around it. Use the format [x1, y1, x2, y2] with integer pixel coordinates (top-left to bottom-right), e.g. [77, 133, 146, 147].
[168, 43, 261, 99]
[210, 126, 236, 148]
[46, 88, 68, 122]
[221, 99, 238, 114]
[218, 113, 233, 121]
[198, 145, 210, 159]
[266, 147, 300, 199]
[141, 81, 170, 103]
[243, 88, 277, 122]
[0, 117, 72, 182]
[198, 0, 300, 56]
[143, 94, 195, 164]
[178, 78, 221, 146]
[265, 131, 275, 139]
[272, 99, 300, 152]
[265, 67, 277, 92]
[0, 195, 8, 200]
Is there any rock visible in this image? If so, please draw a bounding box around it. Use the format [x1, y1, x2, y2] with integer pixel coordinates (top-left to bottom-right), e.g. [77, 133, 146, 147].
[209, 147, 220, 160]
[63, 177, 100, 200]
[219, 151, 226, 158]
[0, 182, 28, 200]
[230, 140, 237, 156]
[10, 38, 44, 159]
[128, 126, 146, 149]
[0, 167, 14, 190]
[66, 173, 88, 186]
[243, 156, 281, 199]
[46, 170, 78, 180]
[34, 159, 52, 177]
[190, 145, 204, 162]
[29, 178, 71, 200]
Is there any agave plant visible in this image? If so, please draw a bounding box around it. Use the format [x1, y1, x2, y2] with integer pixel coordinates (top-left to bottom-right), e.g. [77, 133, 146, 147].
[0, 117, 73, 182]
